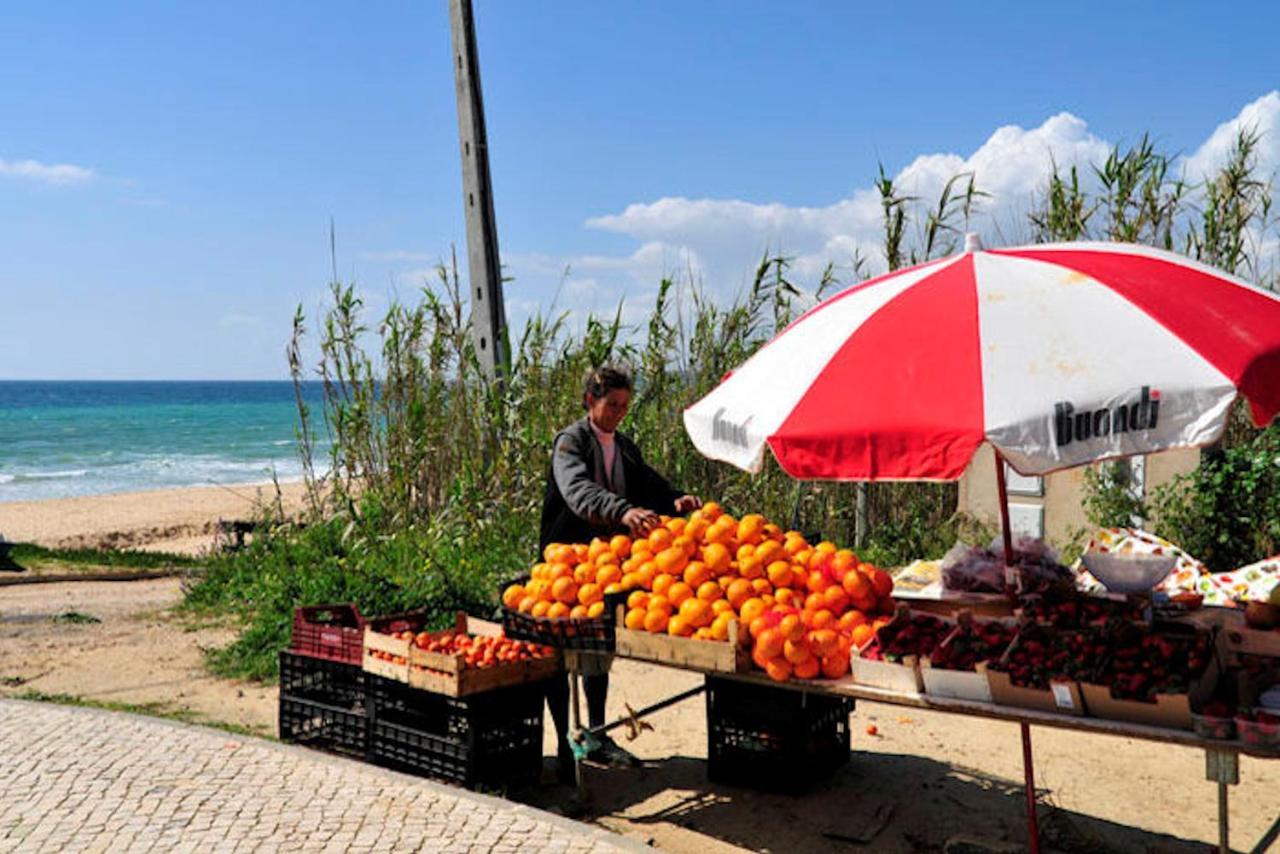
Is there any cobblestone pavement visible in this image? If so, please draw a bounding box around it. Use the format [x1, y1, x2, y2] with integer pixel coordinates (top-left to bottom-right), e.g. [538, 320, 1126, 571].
[0, 700, 646, 853]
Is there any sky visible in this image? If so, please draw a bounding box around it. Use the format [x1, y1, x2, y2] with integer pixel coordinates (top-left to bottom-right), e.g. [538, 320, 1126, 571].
[2, 1, 1279, 380]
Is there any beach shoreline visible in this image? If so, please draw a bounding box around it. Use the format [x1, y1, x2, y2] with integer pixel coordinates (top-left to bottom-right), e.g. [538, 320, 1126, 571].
[0, 480, 315, 555]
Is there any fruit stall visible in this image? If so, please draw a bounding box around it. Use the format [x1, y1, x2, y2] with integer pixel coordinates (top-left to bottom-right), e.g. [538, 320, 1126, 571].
[496, 508, 1280, 853]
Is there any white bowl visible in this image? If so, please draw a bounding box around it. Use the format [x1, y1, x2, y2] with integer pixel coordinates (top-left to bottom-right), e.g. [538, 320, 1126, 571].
[1081, 552, 1178, 594]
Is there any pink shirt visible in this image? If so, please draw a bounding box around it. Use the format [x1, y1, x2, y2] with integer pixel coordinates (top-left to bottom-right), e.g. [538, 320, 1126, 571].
[589, 419, 617, 490]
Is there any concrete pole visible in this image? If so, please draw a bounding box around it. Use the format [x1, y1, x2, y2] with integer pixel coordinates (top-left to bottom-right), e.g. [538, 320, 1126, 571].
[448, 0, 509, 381]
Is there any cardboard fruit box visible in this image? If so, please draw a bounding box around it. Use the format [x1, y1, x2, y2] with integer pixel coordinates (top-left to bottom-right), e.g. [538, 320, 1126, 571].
[362, 611, 431, 682]
[920, 614, 1018, 703]
[1079, 629, 1219, 731]
[613, 605, 751, 674]
[852, 607, 952, 694]
[407, 614, 561, 697]
[983, 625, 1090, 716]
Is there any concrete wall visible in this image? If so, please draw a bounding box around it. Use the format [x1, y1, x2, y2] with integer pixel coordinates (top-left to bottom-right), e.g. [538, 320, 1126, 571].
[956, 445, 1201, 550]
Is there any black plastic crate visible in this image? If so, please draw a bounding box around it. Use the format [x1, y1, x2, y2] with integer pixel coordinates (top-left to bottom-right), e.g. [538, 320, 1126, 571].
[366, 673, 546, 789]
[705, 676, 852, 792]
[279, 650, 366, 708]
[498, 574, 626, 652]
[279, 696, 368, 759]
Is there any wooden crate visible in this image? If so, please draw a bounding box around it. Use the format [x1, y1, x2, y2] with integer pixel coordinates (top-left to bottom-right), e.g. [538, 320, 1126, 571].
[407, 614, 561, 697]
[613, 606, 751, 673]
[362, 612, 425, 683]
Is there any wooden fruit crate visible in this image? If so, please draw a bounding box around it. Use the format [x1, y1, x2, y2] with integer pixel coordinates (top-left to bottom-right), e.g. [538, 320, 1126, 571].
[407, 614, 562, 697]
[362, 611, 430, 683]
[613, 605, 752, 674]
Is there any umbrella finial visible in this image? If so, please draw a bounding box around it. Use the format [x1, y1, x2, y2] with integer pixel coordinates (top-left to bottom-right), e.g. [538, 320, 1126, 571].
[964, 232, 984, 253]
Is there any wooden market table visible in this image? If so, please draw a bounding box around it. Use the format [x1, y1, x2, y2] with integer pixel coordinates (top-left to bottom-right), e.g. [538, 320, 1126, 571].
[565, 646, 1279, 854]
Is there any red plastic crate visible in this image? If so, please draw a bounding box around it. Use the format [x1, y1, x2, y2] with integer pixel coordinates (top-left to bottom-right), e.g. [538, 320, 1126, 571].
[292, 604, 366, 665]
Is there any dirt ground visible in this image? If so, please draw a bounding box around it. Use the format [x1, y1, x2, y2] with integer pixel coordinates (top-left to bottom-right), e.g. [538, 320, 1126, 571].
[2, 576, 1278, 853]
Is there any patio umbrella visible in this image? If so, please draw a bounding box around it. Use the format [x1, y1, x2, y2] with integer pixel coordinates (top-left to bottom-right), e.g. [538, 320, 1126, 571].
[683, 234, 1280, 853]
[685, 235, 1280, 552]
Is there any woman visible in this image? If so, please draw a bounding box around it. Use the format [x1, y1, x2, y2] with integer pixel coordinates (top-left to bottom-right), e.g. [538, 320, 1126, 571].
[541, 365, 700, 779]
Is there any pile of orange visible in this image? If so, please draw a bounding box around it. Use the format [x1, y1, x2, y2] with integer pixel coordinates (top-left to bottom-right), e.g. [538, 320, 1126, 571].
[504, 502, 897, 683]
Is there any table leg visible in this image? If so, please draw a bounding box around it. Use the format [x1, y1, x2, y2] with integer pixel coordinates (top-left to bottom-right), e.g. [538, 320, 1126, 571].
[1021, 722, 1040, 854]
[569, 662, 584, 799]
[1205, 749, 1238, 854]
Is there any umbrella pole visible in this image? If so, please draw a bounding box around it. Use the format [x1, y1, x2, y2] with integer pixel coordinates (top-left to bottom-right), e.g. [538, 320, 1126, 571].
[993, 451, 1015, 564]
[996, 452, 1040, 852]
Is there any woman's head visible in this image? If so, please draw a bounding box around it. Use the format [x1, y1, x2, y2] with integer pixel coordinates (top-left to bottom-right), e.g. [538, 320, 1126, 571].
[584, 365, 633, 433]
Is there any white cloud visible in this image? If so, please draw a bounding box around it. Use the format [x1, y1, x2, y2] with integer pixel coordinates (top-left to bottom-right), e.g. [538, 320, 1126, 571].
[0, 157, 93, 185]
[1181, 91, 1280, 182]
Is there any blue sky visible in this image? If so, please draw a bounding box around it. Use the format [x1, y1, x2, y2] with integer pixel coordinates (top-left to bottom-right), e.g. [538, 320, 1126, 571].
[3, 1, 1279, 379]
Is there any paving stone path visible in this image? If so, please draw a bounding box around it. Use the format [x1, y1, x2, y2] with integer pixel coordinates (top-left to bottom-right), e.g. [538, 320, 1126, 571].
[0, 700, 644, 853]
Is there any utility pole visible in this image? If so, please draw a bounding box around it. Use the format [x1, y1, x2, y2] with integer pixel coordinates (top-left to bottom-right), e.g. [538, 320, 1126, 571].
[448, 0, 508, 381]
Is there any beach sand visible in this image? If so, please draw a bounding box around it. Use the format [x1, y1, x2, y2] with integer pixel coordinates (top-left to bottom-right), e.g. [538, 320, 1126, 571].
[0, 480, 315, 555]
[1, 486, 1277, 851]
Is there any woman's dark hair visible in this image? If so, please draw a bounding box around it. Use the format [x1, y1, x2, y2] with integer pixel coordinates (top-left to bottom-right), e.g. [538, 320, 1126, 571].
[583, 365, 633, 405]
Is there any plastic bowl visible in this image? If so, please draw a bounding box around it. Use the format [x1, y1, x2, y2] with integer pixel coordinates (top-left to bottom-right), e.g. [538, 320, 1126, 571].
[1081, 552, 1177, 594]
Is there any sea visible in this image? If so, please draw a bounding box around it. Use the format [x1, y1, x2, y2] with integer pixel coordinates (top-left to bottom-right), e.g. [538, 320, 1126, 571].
[0, 381, 329, 503]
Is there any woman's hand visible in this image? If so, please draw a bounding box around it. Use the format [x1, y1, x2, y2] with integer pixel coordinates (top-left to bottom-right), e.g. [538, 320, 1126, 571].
[674, 494, 703, 514]
[622, 507, 661, 537]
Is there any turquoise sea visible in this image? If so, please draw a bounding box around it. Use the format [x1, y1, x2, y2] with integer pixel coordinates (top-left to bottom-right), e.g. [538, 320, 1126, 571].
[0, 381, 328, 503]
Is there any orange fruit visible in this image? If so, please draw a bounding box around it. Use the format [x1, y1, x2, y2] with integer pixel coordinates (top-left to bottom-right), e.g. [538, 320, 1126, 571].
[793, 655, 821, 680]
[766, 560, 793, 587]
[838, 610, 867, 633]
[635, 564, 656, 589]
[820, 653, 850, 679]
[822, 585, 850, 614]
[647, 594, 671, 614]
[764, 658, 793, 683]
[702, 542, 732, 574]
[804, 592, 824, 612]
[619, 572, 640, 590]
[679, 597, 712, 628]
[748, 615, 770, 640]
[755, 627, 784, 659]
[685, 517, 710, 542]
[736, 543, 756, 562]
[726, 578, 753, 610]
[586, 601, 605, 618]
[783, 638, 812, 665]
[652, 574, 674, 597]
[644, 609, 670, 633]
[870, 567, 894, 599]
[666, 516, 687, 535]
[842, 570, 871, 600]
[572, 543, 590, 562]
[738, 556, 764, 580]
[631, 544, 653, 564]
[738, 597, 767, 625]
[696, 581, 723, 603]
[501, 584, 525, 608]
[547, 602, 570, 619]
[517, 595, 537, 614]
[737, 514, 765, 545]
[806, 570, 828, 594]
[604, 582, 625, 595]
[609, 534, 632, 558]
[700, 501, 723, 520]
[551, 577, 578, 604]
[683, 561, 712, 589]
[774, 588, 798, 607]
[668, 615, 694, 637]
[814, 541, 837, 554]
[711, 599, 734, 615]
[578, 582, 603, 605]
[595, 564, 623, 586]
[647, 528, 673, 552]
[531, 600, 551, 618]
[851, 623, 875, 649]
[549, 561, 573, 580]
[655, 546, 689, 576]
[778, 613, 804, 642]
[569, 604, 588, 620]
[625, 608, 647, 630]
[709, 612, 733, 641]
[627, 590, 650, 610]
[784, 535, 808, 556]
[851, 592, 878, 613]
[573, 564, 594, 584]
[751, 577, 773, 596]
[543, 543, 572, 564]
[808, 629, 838, 657]
[667, 582, 694, 606]
[754, 540, 783, 567]
[811, 609, 836, 631]
[672, 534, 697, 557]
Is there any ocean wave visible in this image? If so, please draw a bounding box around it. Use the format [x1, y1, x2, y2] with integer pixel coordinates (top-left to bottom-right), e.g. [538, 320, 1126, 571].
[0, 474, 13, 484]
[18, 468, 90, 480]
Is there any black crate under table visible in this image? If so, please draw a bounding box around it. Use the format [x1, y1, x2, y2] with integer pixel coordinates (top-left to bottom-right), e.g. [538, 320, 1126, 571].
[366, 672, 549, 789]
[705, 675, 853, 792]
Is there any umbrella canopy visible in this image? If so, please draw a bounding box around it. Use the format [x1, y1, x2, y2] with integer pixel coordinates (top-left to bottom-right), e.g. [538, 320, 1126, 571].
[684, 238, 1280, 481]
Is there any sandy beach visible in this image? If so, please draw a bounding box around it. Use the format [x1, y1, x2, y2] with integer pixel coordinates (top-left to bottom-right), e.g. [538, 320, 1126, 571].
[2, 486, 1278, 852]
[0, 480, 315, 555]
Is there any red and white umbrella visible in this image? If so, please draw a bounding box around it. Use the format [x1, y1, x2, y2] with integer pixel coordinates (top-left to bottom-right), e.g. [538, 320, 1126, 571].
[685, 237, 1280, 481]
